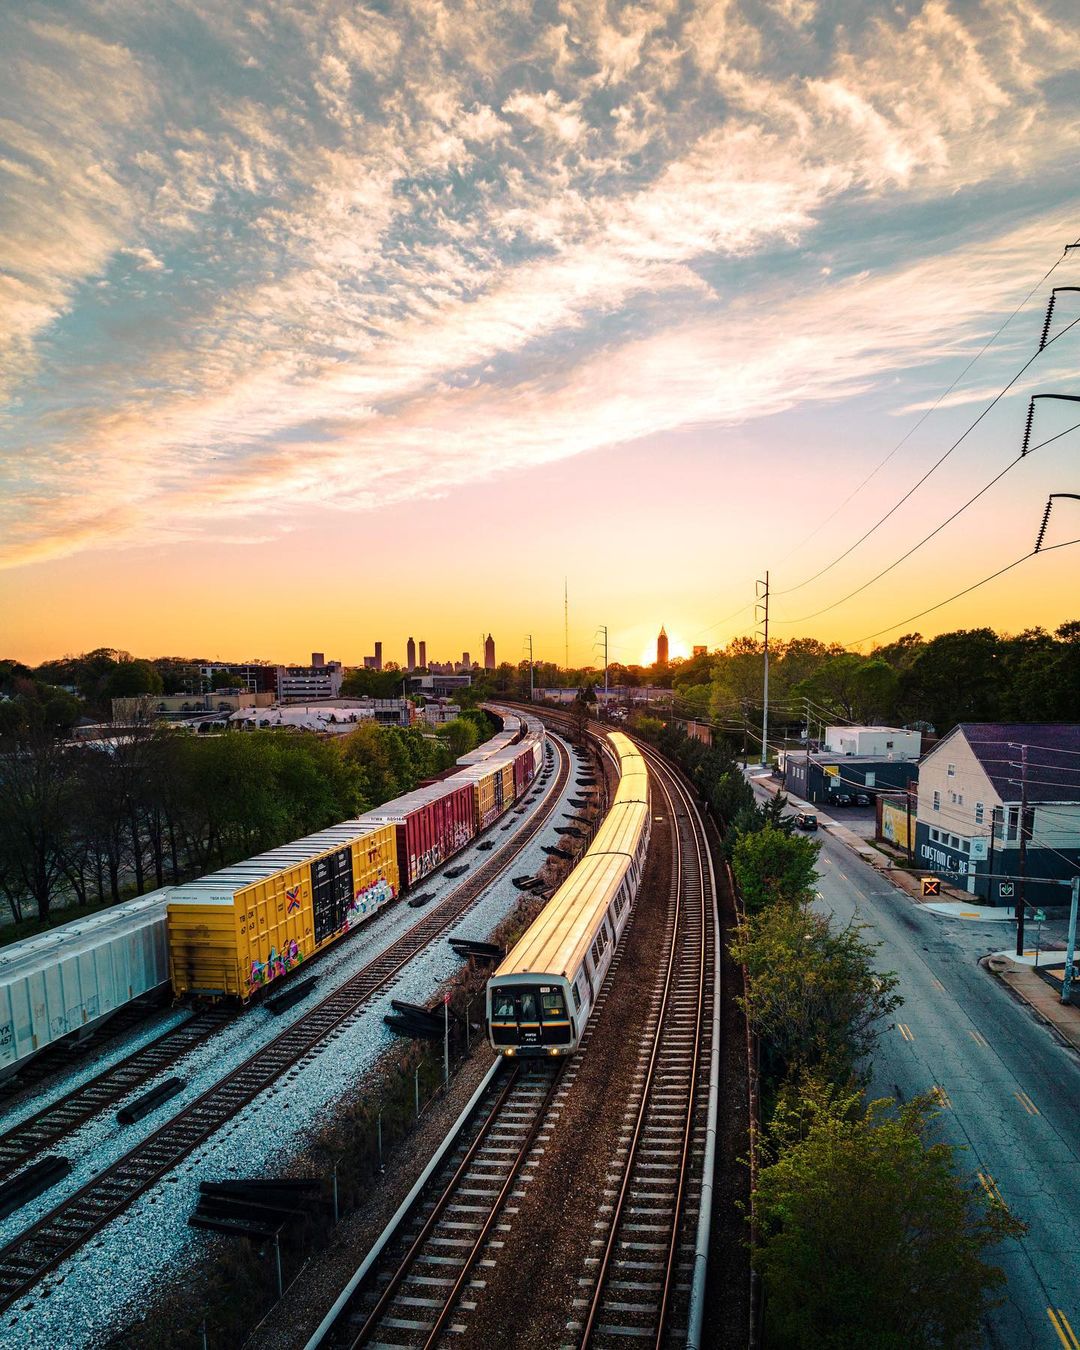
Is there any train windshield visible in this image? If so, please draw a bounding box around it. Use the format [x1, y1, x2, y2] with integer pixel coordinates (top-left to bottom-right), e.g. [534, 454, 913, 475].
[541, 988, 567, 1021]
[492, 988, 517, 1020]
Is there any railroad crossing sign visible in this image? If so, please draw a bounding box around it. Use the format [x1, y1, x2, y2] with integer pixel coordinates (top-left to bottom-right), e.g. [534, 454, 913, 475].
[922, 878, 941, 898]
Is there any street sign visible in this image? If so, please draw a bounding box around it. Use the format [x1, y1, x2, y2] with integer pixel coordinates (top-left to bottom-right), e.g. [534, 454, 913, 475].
[999, 881, 1015, 899]
[922, 878, 941, 897]
[1034, 909, 1046, 923]
[824, 765, 839, 778]
[970, 838, 988, 861]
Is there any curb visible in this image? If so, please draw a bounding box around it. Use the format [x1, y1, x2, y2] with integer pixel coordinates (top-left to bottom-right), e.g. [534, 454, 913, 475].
[980, 955, 1080, 1055]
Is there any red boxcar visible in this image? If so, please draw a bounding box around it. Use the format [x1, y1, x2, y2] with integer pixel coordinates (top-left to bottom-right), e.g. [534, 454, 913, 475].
[364, 782, 476, 887]
[513, 748, 535, 796]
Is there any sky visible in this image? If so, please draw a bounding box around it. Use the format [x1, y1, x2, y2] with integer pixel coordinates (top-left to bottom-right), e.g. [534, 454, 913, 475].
[2, 0, 1080, 670]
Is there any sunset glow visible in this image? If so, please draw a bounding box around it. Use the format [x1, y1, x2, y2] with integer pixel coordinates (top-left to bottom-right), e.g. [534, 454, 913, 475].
[2, 2, 1079, 665]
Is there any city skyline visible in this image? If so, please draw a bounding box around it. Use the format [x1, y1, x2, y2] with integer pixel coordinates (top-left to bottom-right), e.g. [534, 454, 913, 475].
[3, 3, 1080, 664]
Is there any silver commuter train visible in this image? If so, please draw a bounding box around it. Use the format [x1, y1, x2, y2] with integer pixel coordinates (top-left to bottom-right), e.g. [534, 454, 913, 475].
[486, 731, 650, 1057]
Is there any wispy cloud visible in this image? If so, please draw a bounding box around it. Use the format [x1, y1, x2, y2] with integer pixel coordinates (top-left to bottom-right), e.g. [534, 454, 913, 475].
[2, 0, 1079, 569]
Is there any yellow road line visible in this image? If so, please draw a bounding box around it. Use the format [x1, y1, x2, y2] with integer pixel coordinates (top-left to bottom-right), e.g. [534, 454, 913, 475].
[897, 1022, 914, 1042]
[1048, 1308, 1080, 1350]
[967, 1028, 989, 1047]
[1014, 1089, 1040, 1116]
[959, 911, 980, 918]
[977, 1172, 1006, 1206]
[931, 1084, 952, 1109]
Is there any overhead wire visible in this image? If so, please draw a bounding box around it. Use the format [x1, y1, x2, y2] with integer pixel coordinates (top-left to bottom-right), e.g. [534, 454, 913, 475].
[774, 418, 1080, 625]
[775, 311, 1080, 598]
[775, 241, 1080, 570]
[846, 535, 1080, 644]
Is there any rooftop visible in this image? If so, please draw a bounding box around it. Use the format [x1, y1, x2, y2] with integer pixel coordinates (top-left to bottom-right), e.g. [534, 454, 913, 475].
[946, 723, 1080, 803]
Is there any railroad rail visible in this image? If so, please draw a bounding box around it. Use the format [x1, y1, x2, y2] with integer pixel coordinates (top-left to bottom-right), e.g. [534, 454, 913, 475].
[0, 1009, 232, 1188]
[574, 741, 716, 1348]
[318, 1059, 562, 1350]
[0, 736, 572, 1314]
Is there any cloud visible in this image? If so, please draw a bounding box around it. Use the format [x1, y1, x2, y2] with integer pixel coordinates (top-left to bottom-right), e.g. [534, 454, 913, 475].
[2, 0, 1080, 569]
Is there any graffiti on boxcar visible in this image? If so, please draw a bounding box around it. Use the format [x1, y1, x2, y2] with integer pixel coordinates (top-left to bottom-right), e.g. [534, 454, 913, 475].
[249, 938, 304, 992]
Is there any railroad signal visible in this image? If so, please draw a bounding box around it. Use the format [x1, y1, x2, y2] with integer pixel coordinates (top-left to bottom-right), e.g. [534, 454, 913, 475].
[922, 878, 941, 898]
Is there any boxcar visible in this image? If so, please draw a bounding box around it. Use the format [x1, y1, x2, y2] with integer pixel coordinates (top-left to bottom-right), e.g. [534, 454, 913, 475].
[167, 822, 399, 1001]
[362, 781, 476, 888]
[0, 889, 171, 1079]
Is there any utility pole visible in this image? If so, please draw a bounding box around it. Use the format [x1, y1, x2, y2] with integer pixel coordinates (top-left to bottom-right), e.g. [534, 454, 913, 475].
[1062, 875, 1079, 1006]
[757, 572, 770, 768]
[598, 625, 609, 693]
[526, 634, 534, 702]
[1015, 743, 1030, 957]
[564, 577, 569, 675]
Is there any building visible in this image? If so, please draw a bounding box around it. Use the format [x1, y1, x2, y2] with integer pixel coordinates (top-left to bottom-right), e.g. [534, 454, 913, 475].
[914, 723, 1080, 905]
[692, 646, 707, 658]
[484, 634, 495, 670]
[112, 691, 274, 723]
[417, 701, 462, 725]
[311, 652, 325, 668]
[657, 626, 669, 665]
[418, 640, 427, 670]
[198, 663, 277, 695]
[407, 672, 473, 697]
[276, 661, 343, 702]
[229, 698, 414, 733]
[406, 637, 416, 671]
[781, 725, 922, 804]
[461, 651, 470, 669]
[823, 725, 922, 759]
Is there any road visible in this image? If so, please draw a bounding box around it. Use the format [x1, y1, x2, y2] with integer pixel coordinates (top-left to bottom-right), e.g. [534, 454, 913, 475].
[749, 777, 1080, 1350]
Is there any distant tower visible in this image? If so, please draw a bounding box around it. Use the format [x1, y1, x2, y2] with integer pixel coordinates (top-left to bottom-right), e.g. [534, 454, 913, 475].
[462, 651, 470, 669]
[406, 637, 416, 671]
[419, 640, 427, 670]
[657, 626, 669, 665]
[311, 652, 325, 668]
[484, 633, 495, 670]
[374, 641, 383, 671]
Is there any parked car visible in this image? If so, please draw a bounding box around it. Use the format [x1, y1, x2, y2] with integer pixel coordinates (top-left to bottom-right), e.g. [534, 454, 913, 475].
[829, 791, 854, 807]
[854, 791, 872, 807]
[794, 811, 818, 831]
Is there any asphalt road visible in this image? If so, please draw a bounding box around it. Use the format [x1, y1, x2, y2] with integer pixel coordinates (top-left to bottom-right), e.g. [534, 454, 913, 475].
[750, 780, 1080, 1350]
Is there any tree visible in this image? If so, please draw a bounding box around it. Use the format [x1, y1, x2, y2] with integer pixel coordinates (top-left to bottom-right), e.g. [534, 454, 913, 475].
[731, 902, 900, 1084]
[755, 1087, 1024, 1349]
[731, 825, 819, 913]
[0, 731, 73, 921]
[436, 716, 480, 760]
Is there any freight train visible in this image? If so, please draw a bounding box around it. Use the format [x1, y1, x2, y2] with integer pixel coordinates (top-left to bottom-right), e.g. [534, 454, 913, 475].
[486, 731, 650, 1058]
[0, 711, 546, 1077]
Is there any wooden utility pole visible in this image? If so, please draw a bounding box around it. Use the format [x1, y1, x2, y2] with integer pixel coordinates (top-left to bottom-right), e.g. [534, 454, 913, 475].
[1015, 743, 1030, 957]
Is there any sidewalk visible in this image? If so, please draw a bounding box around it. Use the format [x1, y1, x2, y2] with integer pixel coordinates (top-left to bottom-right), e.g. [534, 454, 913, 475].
[745, 766, 1080, 1051]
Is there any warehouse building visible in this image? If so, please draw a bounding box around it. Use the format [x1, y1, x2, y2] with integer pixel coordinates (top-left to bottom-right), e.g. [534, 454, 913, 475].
[914, 723, 1080, 905]
[781, 725, 922, 804]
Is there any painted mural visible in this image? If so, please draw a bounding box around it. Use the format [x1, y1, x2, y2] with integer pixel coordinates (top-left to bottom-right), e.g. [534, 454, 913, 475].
[344, 872, 396, 929]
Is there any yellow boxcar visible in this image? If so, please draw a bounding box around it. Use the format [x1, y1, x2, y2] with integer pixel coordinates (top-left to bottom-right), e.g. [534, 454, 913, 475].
[167, 822, 399, 1001]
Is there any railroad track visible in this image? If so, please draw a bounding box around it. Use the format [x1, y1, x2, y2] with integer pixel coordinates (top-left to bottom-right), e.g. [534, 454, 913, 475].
[0, 1009, 232, 1188]
[322, 1059, 563, 1350]
[574, 740, 716, 1349]
[0, 736, 572, 1315]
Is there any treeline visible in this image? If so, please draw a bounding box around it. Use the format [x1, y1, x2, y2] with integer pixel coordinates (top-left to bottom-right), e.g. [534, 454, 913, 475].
[631, 718, 1023, 1347]
[0, 717, 487, 930]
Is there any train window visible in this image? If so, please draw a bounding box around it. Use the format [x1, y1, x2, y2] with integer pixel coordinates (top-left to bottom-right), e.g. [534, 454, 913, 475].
[541, 989, 567, 1020]
[518, 992, 538, 1023]
[492, 988, 516, 1019]
[571, 981, 582, 1011]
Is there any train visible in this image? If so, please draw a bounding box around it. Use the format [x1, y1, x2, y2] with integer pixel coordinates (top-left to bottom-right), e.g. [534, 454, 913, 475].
[0, 710, 546, 1076]
[486, 730, 650, 1058]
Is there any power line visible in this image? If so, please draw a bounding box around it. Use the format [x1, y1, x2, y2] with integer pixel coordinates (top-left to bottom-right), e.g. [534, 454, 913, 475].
[774, 419, 1080, 625]
[776, 240, 1079, 569]
[846, 534, 1080, 644]
[775, 312, 1080, 597]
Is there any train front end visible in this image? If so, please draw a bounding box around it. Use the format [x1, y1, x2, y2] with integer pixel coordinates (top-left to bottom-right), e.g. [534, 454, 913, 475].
[486, 973, 576, 1057]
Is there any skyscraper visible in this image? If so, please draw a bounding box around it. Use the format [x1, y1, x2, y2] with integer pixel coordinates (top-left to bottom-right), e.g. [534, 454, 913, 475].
[374, 641, 383, 671]
[657, 626, 669, 665]
[406, 636, 416, 671]
[484, 633, 495, 669]
[418, 640, 427, 670]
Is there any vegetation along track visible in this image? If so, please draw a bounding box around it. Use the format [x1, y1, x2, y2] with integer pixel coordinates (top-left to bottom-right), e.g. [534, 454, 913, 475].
[0, 735, 572, 1315]
[573, 741, 717, 1350]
